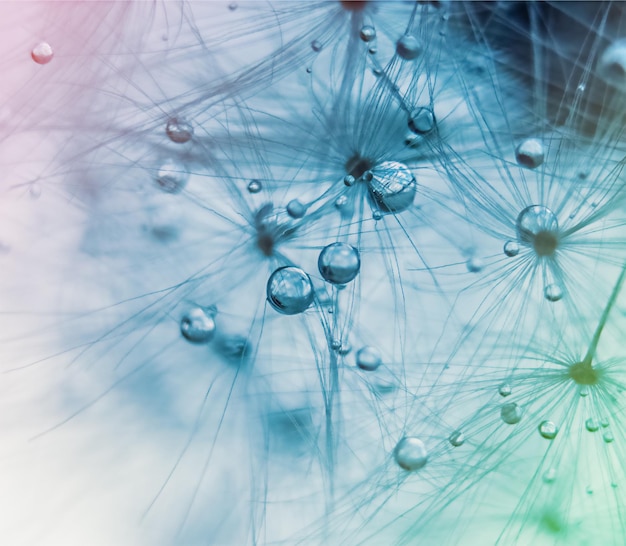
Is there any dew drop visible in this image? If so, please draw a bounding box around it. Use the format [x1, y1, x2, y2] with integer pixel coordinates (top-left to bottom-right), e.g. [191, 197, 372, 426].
[318, 242, 361, 285]
[580, 386, 589, 397]
[217, 334, 250, 360]
[368, 46, 377, 55]
[603, 431, 614, 443]
[501, 402, 522, 424]
[499, 384, 512, 397]
[585, 418, 599, 432]
[286, 199, 306, 219]
[267, 266, 314, 315]
[228, 2, 238, 10]
[31, 42, 53, 64]
[372, 210, 382, 221]
[166, 117, 194, 144]
[180, 307, 216, 343]
[538, 420, 558, 440]
[335, 195, 348, 209]
[248, 179, 262, 194]
[394, 437, 428, 471]
[449, 430, 465, 447]
[503, 240, 519, 257]
[156, 159, 189, 194]
[515, 138, 544, 169]
[368, 161, 416, 213]
[359, 25, 376, 42]
[306, 67, 312, 74]
[396, 35, 422, 60]
[543, 468, 557, 484]
[544, 283, 563, 302]
[466, 256, 483, 273]
[311, 40, 322, 52]
[338, 342, 352, 356]
[331, 339, 342, 351]
[600, 418, 610, 428]
[343, 174, 356, 186]
[598, 39, 626, 89]
[516, 205, 559, 256]
[408, 107, 435, 134]
[356, 346, 382, 371]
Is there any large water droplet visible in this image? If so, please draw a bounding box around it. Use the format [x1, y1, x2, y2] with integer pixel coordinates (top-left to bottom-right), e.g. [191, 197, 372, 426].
[515, 138, 544, 169]
[166, 118, 194, 144]
[394, 437, 428, 471]
[180, 307, 216, 343]
[286, 199, 306, 219]
[368, 161, 416, 213]
[598, 39, 626, 89]
[449, 430, 465, 447]
[396, 35, 422, 60]
[267, 266, 314, 315]
[31, 42, 53, 64]
[318, 242, 360, 285]
[501, 402, 522, 424]
[356, 346, 382, 371]
[156, 159, 189, 194]
[516, 205, 559, 256]
[538, 420, 558, 440]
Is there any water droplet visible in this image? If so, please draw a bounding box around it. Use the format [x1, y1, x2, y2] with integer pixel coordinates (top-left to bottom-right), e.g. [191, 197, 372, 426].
[286, 199, 306, 219]
[600, 418, 610, 428]
[311, 40, 322, 52]
[306, 67, 312, 74]
[598, 39, 626, 89]
[338, 342, 352, 356]
[396, 35, 422, 60]
[516, 205, 559, 256]
[331, 339, 342, 351]
[359, 25, 376, 42]
[580, 386, 589, 397]
[165, 118, 194, 144]
[585, 418, 599, 432]
[217, 334, 250, 360]
[499, 384, 512, 397]
[449, 430, 465, 447]
[267, 266, 314, 315]
[156, 159, 189, 194]
[368, 161, 416, 213]
[343, 175, 356, 187]
[394, 437, 428, 471]
[544, 283, 563, 302]
[318, 242, 361, 285]
[603, 431, 614, 443]
[31, 42, 53, 65]
[503, 240, 519, 257]
[408, 107, 435, 134]
[228, 2, 238, 10]
[538, 420, 558, 440]
[356, 346, 382, 371]
[248, 179, 262, 194]
[180, 307, 216, 343]
[335, 195, 348, 209]
[543, 468, 557, 484]
[368, 46, 377, 55]
[466, 256, 483, 273]
[501, 402, 522, 424]
[372, 210, 382, 221]
[586, 486, 593, 495]
[515, 138, 544, 169]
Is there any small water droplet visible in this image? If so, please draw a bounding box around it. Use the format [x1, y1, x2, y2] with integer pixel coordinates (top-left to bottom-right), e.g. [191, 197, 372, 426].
[408, 107, 435, 134]
[538, 420, 558, 440]
[585, 418, 599, 432]
[344, 175, 356, 186]
[516, 205, 559, 256]
[499, 384, 512, 397]
[501, 402, 522, 424]
[335, 195, 348, 209]
[372, 210, 382, 221]
[156, 159, 189, 194]
[580, 386, 589, 397]
[318, 242, 361, 285]
[544, 283, 563, 302]
[359, 25, 376, 42]
[394, 437, 428, 471]
[396, 35, 422, 60]
[286, 199, 306, 219]
[228, 2, 238, 10]
[368, 161, 416, 213]
[306, 67, 312, 74]
[248, 179, 262, 193]
[338, 342, 352, 356]
[515, 138, 544, 169]
[466, 256, 483, 273]
[356, 346, 382, 371]
[311, 40, 322, 52]
[449, 430, 465, 447]
[603, 431, 614, 443]
[543, 468, 556, 484]
[31, 42, 53, 65]
[180, 307, 216, 343]
[166, 117, 194, 144]
[503, 240, 519, 257]
[267, 266, 314, 315]
[331, 339, 342, 351]
[368, 46, 377, 55]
